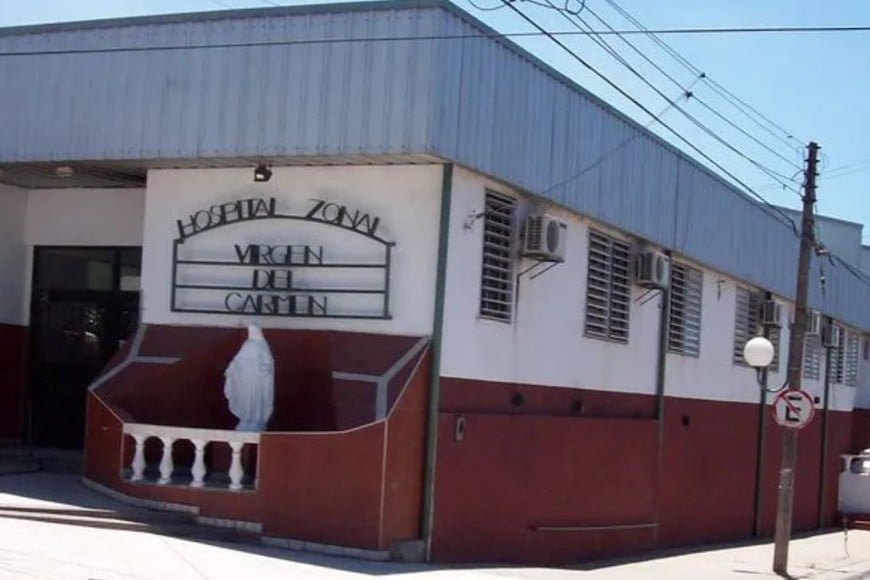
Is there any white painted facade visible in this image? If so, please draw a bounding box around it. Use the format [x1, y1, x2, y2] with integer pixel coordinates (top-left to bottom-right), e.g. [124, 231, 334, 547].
[439, 166, 860, 411]
[0, 186, 145, 325]
[141, 166, 443, 336]
[0, 185, 29, 325]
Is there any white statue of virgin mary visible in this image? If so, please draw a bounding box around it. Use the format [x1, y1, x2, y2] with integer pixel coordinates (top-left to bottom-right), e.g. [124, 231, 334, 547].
[223, 324, 274, 432]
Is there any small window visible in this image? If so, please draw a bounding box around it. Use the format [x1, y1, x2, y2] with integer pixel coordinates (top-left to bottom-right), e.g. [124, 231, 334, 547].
[478, 191, 516, 322]
[829, 324, 846, 384]
[769, 324, 781, 373]
[584, 230, 631, 343]
[845, 330, 860, 387]
[863, 336, 869, 361]
[668, 262, 702, 357]
[802, 335, 821, 380]
[733, 287, 762, 365]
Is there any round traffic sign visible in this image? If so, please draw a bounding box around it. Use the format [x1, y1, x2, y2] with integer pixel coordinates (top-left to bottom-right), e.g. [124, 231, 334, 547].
[772, 389, 815, 429]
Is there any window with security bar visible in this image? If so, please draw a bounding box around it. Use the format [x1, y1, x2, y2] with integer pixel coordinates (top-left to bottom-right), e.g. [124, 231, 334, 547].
[844, 329, 860, 387]
[768, 324, 781, 373]
[828, 324, 846, 384]
[478, 191, 516, 322]
[668, 262, 703, 357]
[733, 287, 762, 366]
[584, 230, 631, 343]
[802, 334, 821, 380]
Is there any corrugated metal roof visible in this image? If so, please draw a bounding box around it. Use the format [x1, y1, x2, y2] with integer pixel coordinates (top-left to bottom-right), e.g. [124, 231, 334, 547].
[0, 0, 866, 330]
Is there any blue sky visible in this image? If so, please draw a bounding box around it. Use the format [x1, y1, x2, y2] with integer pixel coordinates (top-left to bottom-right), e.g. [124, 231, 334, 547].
[2, 0, 868, 241]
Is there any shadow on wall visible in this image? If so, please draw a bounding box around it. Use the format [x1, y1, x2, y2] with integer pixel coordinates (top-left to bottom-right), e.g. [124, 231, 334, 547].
[95, 325, 422, 432]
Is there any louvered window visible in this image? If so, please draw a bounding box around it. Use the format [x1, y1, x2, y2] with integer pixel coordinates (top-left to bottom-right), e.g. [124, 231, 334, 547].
[864, 335, 869, 360]
[584, 230, 631, 343]
[845, 329, 860, 387]
[668, 262, 702, 357]
[829, 324, 845, 384]
[769, 324, 781, 373]
[478, 191, 516, 322]
[733, 287, 762, 365]
[802, 335, 821, 380]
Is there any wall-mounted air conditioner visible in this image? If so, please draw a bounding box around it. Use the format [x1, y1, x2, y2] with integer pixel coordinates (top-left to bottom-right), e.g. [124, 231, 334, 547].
[821, 320, 841, 348]
[522, 213, 567, 262]
[761, 300, 781, 327]
[634, 248, 670, 289]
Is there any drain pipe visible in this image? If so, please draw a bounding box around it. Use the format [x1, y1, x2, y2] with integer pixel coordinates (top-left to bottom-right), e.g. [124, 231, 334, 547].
[652, 278, 670, 542]
[752, 321, 772, 538]
[420, 163, 453, 560]
[818, 343, 833, 529]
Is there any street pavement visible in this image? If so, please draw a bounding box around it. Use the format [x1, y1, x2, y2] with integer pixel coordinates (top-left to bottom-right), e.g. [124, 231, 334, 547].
[0, 472, 869, 579]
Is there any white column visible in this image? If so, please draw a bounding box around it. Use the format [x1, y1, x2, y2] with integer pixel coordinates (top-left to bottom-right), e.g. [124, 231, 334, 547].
[158, 436, 176, 485]
[190, 439, 207, 488]
[228, 441, 245, 491]
[130, 435, 146, 482]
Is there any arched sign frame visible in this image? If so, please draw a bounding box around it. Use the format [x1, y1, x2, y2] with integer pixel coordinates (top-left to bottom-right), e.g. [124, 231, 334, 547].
[170, 197, 395, 320]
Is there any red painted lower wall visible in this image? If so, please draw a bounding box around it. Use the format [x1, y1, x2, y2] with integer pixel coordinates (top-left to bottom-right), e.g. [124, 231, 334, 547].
[0, 324, 27, 439]
[853, 409, 870, 451]
[431, 377, 856, 564]
[85, 327, 429, 553]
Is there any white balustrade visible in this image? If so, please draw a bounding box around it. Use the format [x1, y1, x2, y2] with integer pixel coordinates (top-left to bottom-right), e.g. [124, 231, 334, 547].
[839, 452, 870, 515]
[123, 423, 260, 491]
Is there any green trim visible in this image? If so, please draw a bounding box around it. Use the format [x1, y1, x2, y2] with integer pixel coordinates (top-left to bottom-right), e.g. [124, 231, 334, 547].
[420, 163, 453, 558]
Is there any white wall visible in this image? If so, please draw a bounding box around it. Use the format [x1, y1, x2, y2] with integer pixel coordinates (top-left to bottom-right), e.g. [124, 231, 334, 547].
[24, 188, 145, 247]
[16, 188, 146, 325]
[441, 167, 659, 397]
[440, 166, 858, 409]
[141, 166, 443, 335]
[0, 185, 29, 325]
[853, 334, 870, 410]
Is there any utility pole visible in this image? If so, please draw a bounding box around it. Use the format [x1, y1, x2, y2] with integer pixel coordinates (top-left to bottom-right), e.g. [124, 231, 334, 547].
[772, 141, 819, 575]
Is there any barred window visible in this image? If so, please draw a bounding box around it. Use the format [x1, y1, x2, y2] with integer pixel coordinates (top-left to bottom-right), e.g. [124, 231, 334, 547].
[863, 335, 869, 361]
[845, 330, 860, 387]
[829, 325, 846, 384]
[769, 324, 781, 373]
[478, 191, 516, 322]
[802, 335, 821, 380]
[584, 230, 631, 343]
[733, 287, 762, 365]
[668, 262, 702, 356]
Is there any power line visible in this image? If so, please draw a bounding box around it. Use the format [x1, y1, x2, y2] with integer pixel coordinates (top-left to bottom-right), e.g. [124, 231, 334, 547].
[498, 0, 800, 233]
[556, 0, 803, 192]
[601, 0, 804, 153]
[533, 0, 805, 204]
[3, 26, 870, 57]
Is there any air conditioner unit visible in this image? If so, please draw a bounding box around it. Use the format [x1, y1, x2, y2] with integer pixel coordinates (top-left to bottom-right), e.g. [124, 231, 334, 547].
[821, 321, 841, 349]
[634, 248, 670, 289]
[805, 309, 822, 335]
[522, 213, 567, 262]
[760, 300, 781, 327]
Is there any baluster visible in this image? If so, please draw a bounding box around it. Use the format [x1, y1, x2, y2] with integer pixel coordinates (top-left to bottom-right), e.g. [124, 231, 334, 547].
[158, 436, 176, 485]
[190, 439, 207, 488]
[130, 434, 146, 482]
[228, 441, 245, 491]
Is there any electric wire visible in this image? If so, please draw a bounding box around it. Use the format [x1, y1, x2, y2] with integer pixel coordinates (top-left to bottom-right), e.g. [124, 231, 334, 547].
[524, 0, 804, 218]
[467, 0, 509, 11]
[540, 87, 697, 194]
[556, 0, 803, 194]
[601, 0, 804, 155]
[3, 27, 870, 57]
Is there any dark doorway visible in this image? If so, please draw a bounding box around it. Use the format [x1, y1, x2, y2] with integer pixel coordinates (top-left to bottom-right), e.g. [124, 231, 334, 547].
[29, 247, 141, 448]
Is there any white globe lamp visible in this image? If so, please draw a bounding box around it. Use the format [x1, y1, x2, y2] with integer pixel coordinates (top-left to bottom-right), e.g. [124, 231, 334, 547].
[743, 336, 774, 369]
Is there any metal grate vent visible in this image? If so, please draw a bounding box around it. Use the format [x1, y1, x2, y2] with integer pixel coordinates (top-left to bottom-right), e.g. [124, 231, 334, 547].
[668, 262, 703, 357]
[845, 329, 860, 387]
[584, 230, 631, 343]
[802, 335, 821, 380]
[478, 191, 516, 322]
[733, 287, 762, 366]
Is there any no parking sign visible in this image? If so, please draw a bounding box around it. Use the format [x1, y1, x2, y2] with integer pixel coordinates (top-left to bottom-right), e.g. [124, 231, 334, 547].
[772, 389, 815, 429]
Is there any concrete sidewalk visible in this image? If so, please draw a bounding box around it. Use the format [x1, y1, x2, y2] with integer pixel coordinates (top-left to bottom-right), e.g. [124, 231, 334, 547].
[0, 472, 868, 579]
